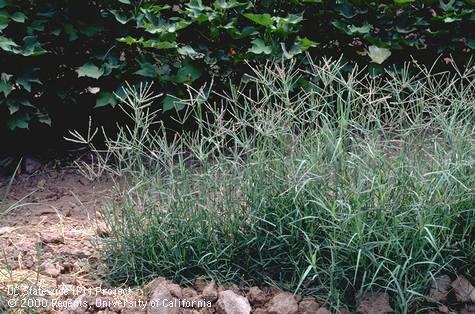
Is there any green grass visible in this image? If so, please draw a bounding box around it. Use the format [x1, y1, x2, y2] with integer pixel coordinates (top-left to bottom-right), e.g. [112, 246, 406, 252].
[69, 57, 475, 312]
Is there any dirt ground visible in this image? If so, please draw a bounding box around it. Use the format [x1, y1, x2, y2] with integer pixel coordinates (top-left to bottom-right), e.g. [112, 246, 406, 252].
[0, 162, 119, 313]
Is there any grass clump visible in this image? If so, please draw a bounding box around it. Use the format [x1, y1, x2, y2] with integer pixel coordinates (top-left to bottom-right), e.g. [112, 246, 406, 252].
[70, 57, 475, 312]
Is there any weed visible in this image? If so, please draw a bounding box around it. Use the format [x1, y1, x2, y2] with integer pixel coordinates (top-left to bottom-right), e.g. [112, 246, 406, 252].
[68, 57, 475, 312]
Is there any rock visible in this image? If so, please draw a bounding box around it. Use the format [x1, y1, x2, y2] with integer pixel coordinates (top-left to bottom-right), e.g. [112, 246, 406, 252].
[194, 277, 209, 293]
[298, 297, 319, 314]
[183, 287, 198, 299]
[145, 277, 167, 293]
[42, 262, 62, 277]
[338, 307, 351, 314]
[315, 308, 331, 314]
[216, 290, 251, 314]
[168, 283, 183, 299]
[428, 275, 451, 303]
[246, 287, 267, 305]
[357, 292, 393, 314]
[452, 276, 475, 303]
[268, 292, 298, 314]
[40, 232, 64, 244]
[148, 280, 180, 314]
[202, 281, 218, 302]
[438, 305, 449, 313]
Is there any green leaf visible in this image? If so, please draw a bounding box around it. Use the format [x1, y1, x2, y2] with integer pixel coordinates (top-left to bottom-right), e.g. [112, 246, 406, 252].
[175, 61, 201, 83]
[95, 91, 117, 108]
[214, 0, 249, 10]
[348, 23, 373, 34]
[11, 12, 27, 23]
[135, 62, 159, 78]
[248, 38, 272, 55]
[297, 37, 318, 49]
[393, 0, 415, 4]
[177, 45, 204, 59]
[63, 24, 78, 41]
[162, 95, 186, 112]
[0, 15, 9, 31]
[243, 13, 273, 27]
[16, 70, 42, 92]
[142, 39, 177, 49]
[7, 112, 30, 130]
[81, 24, 104, 37]
[37, 113, 51, 126]
[468, 38, 475, 49]
[0, 79, 12, 97]
[0, 36, 18, 52]
[76, 63, 104, 79]
[118, 0, 131, 4]
[110, 10, 131, 24]
[15, 36, 47, 56]
[367, 46, 391, 64]
[369, 63, 384, 77]
[0, 0, 7, 9]
[117, 36, 141, 45]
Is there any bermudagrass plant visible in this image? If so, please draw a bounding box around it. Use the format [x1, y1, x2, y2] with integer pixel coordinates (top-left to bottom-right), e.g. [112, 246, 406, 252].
[68, 57, 475, 313]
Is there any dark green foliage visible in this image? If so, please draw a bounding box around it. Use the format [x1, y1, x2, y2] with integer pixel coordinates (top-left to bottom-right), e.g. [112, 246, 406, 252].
[1, 0, 475, 130]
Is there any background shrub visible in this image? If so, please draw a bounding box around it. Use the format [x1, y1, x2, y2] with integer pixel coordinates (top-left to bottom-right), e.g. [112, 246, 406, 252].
[1, 0, 475, 135]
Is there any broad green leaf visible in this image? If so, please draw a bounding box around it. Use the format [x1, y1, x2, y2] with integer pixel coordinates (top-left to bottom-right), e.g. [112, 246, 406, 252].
[95, 91, 117, 108]
[177, 45, 204, 59]
[7, 101, 19, 114]
[135, 62, 159, 78]
[297, 37, 318, 49]
[443, 16, 460, 23]
[117, 36, 141, 45]
[17, 36, 47, 56]
[63, 24, 78, 41]
[162, 95, 186, 112]
[468, 38, 475, 49]
[279, 13, 303, 25]
[76, 63, 104, 79]
[37, 113, 51, 126]
[214, 0, 249, 10]
[7, 112, 30, 130]
[0, 0, 6, 9]
[0, 36, 18, 52]
[394, 0, 415, 4]
[16, 70, 42, 92]
[348, 23, 373, 34]
[0, 15, 9, 31]
[248, 38, 272, 55]
[243, 13, 273, 27]
[175, 61, 201, 83]
[11, 12, 27, 23]
[118, 0, 131, 4]
[142, 39, 177, 49]
[0, 79, 12, 97]
[110, 10, 131, 24]
[367, 46, 391, 64]
[81, 24, 104, 37]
